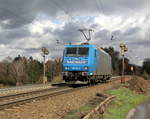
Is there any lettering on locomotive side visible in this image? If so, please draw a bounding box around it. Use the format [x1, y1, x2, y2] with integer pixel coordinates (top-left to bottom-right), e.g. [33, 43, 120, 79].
[66, 60, 88, 64]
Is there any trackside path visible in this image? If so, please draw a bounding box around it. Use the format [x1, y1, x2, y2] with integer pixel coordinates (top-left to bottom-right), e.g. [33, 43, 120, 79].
[128, 100, 150, 119]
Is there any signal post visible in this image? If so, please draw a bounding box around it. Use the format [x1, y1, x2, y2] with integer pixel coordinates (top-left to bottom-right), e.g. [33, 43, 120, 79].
[120, 43, 128, 83]
[41, 47, 49, 84]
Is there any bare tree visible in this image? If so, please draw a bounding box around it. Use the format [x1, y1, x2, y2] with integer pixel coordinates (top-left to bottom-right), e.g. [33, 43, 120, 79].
[10, 59, 26, 85]
[0, 57, 15, 85]
[45, 58, 62, 81]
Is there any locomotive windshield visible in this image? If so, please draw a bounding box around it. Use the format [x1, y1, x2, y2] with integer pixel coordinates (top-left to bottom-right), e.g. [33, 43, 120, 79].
[66, 47, 77, 56]
[78, 47, 89, 56]
[66, 47, 89, 56]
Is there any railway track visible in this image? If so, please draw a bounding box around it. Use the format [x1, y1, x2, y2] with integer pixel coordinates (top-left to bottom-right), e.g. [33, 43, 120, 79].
[0, 83, 94, 110]
[0, 86, 74, 110]
[0, 76, 129, 110]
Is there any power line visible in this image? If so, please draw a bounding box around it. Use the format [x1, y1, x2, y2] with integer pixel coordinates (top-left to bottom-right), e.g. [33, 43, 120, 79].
[50, 0, 75, 23]
[95, 0, 105, 15]
[50, 0, 86, 29]
[95, 0, 102, 15]
[98, 0, 105, 15]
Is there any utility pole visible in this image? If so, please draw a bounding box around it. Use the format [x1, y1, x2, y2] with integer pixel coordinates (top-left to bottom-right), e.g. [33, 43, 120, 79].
[78, 29, 94, 42]
[120, 43, 128, 83]
[41, 47, 49, 84]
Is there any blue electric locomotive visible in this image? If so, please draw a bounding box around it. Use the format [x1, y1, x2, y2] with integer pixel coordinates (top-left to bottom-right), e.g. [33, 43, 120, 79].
[62, 43, 112, 84]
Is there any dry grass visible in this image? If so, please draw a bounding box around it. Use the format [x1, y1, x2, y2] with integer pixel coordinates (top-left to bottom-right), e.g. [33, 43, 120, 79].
[142, 72, 150, 80]
[51, 75, 63, 83]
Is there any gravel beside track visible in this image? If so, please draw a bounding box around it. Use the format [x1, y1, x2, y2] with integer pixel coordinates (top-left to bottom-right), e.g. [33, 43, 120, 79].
[0, 86, 72, 110]
[0, 83, 53, 96]
[0, 77, 131, 119]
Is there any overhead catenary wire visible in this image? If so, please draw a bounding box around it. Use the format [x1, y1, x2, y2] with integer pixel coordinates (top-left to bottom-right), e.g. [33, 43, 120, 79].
[95, 0, 105, 16]
[94, 0, 107, 43]
[95, 0, 117, 43]
[97, 0, 105, 15]
[49, 0, 74, 44]
[50, 0, 90, 45]
[50, 0, 86, 29]
[64, 0, 88, 29]
[50, 0, 72, 21]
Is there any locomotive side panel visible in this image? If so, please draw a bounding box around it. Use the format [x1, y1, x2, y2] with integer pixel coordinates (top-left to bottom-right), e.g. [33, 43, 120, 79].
[96, 49, 112, 76]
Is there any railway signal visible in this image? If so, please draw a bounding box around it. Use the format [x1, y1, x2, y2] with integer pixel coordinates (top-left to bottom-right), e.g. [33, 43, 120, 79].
[130, 66, 134, 72]
[120, 43, 128, 83]
[41, 47, 49, 84]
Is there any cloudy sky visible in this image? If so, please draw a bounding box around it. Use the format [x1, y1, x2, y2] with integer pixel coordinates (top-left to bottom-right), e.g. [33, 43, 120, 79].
[0, 0, 150, 65]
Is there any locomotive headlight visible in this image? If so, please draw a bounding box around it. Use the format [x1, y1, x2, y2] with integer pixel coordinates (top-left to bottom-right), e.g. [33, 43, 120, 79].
[90, 73, 93, 75]
[84, 66, 88, 70]
[64, 67, 69, 70]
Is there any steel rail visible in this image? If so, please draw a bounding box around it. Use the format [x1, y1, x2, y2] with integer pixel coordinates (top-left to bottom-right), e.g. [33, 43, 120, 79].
[0, 86, 68, 101]
[0, 87, 74, 110]
[0, 76, 129, 110]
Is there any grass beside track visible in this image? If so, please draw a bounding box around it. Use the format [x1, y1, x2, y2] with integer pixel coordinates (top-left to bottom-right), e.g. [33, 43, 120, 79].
[63, 86, 150, 119]
[63, 104, 96, 119]
[63, 96, 103, 119]
[104, 86, 150, 119]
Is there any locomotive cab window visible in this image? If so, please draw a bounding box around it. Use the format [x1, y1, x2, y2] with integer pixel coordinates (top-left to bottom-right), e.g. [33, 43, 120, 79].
[95, 50, 97, 57]
[66, 47, 77, 56]
[78, 47, 89, 56]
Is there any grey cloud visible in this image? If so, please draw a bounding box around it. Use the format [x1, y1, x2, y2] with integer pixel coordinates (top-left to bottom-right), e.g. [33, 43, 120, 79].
[54, 22, 82, 44]
[0, 0, 36, 29]
[6, 27, 31, 39]
[0, 32, 8, 44]
[0, 0, 150, 64]
[95, 29, 110, 40]
[110, 27, 142, 43]
[90, 23, 99, 29]
[101, 0, 150, 16]
[38, 0, 150, 16]
[144, 12, 150, 23]
[0, 0, 149, 30]
[0, 26, 31, 45]
[123, 27, 141, 36]
[128, 40, 150, 47]
[111, 30, 122, 39]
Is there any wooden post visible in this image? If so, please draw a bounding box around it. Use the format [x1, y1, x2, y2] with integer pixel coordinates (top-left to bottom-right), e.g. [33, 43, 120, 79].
[121, 53, 125, 83]
[120, 43, 127, 83]
[41, 47, 49, 84]
[43, 55, 46, 83]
